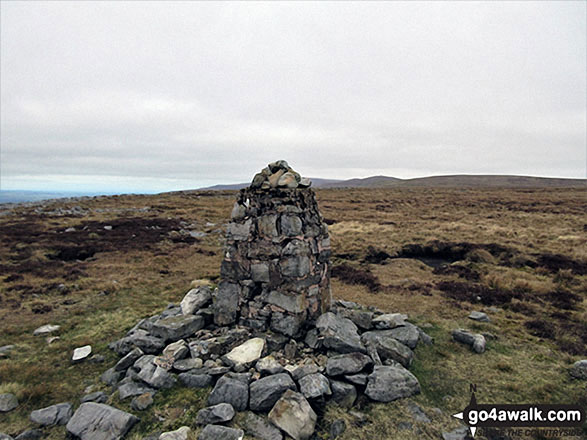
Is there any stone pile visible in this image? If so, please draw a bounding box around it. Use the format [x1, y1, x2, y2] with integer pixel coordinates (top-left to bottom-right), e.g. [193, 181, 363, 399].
[215, 161, 332, 337]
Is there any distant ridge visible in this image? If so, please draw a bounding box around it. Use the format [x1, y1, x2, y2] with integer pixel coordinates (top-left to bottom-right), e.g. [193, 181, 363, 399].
[202, 174, 586, 190]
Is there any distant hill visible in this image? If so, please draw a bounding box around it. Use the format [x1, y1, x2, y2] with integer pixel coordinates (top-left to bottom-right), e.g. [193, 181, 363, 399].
[0, 190, 94, 204]
[203, 174, 586, 190]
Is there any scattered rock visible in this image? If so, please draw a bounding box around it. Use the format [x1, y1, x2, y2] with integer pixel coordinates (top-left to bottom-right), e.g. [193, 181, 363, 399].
[0, 435, 13, 440]
[33, 324, 60, 336]
[452, 329, 486, 354]
[330, 419, 346, 438]
[109, 330, 165, 356]
[130, 393, 153, 411]
[196, 403, 235, 425]
[72, 345, 92, 363]
[406, 400, 431, 423]
[162, 340, 189, 362]
[250, 373, 297, 412]
[208, 374, 249, 411]
[256, 355, 285, 375]
[442, 426, 472, 440]
[569, 360, 587, 380]
[197, 425, 244, 440]
[180, 287, 212, 315]
[330, 380, 357, 408]
[298, 373, 331, 399]
[0, 393, 18, 412]
[174, 357, 203, 371]
[178, 372, 213, 388]
[14, 429, 43, 440]
[365, 365, 420, 402]
[387, 323, 420, 349]
[468, 311, 490, 322]
[80, 391, 108, 404]
[46, 336, 60, 344]
[101, 367, 124, 386]
[0, 345, 15, 358]
[361, 331, 414, 367]
[242, 412, 283, 440]
[315, 312, 366, 354]
[66, 402, 139, 440]
[115, 347, 144, 371]
[325, 352, 372, 376]
[30, 403, 73, 426]
[151, 315, 205, 342]
[268, 390, 317, 440]
[372, 313, 408, 329]
[138, 364, 176, 389]
[160, 426, 191, 440]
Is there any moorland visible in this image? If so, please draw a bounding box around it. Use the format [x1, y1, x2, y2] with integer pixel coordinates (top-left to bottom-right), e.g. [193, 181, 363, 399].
[0, 186, 585, 439]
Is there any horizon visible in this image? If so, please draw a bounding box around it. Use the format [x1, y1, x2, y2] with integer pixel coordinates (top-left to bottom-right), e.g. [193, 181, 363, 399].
[1, 2, 586, 193]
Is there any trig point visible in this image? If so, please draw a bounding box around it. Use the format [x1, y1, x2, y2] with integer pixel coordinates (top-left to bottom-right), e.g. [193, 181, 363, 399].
[214, 160, 332, 337]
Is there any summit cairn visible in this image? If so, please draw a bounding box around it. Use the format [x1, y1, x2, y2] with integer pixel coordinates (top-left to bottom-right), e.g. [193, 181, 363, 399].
[214, 160, 332, 337]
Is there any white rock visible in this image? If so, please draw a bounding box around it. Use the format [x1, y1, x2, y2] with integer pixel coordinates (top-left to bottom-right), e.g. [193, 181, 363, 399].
[224, 338, 265, 367]
[33, 324, 60, 336]
[72, 345, 92, 363]
[180, 287, 212, 315]
[159, 426, 191, 440]
[372, 313, 408, 329]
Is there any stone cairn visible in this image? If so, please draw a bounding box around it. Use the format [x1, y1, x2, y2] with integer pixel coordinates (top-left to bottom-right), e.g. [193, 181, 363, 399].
[20, 162, 432, 440]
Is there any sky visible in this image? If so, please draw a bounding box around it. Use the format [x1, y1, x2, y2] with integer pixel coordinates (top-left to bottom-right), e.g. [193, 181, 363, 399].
[1, 1, 585, 193]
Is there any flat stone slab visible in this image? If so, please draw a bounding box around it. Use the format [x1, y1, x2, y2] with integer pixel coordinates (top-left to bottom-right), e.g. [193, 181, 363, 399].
[325, 352, 372, 376]
[196, 403, 235, 425]
[365, 365, 420, 403]
[223, 338, 265, 368]
[468, 311, 490, 322]
[198, 425, 244, 440]
[160, 426, 191, 440]
[30, 403, 73, 426]
[268, 390, 317, 440]
[150, 315, 205, 342]
[315, 312, 366, 354]
[250, 373, 296, 412]
[72, 345, 92, 363]
[298, 373, 332, 399]
[0, 393, 18, 412]
[372, 313, 408, 329]
[33, 325, 60, 336]
[66, 402, 138, 440]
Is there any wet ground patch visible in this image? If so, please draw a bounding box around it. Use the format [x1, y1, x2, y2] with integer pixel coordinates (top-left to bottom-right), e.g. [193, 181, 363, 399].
[331, 263, 381, 292]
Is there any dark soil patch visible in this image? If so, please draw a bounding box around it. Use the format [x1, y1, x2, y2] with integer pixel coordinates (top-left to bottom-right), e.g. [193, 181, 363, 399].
[544, 289, 582, 310]
[537, 253, 587, 275]
[363, 246, 393, 264]
[433, 264, 480, 281]
[323, 218, 337, 225]
[50, 246, 96, 262]
[331, 263, 381, 292]
[436, 280, 523, 305]
[525, 319, 555, 339]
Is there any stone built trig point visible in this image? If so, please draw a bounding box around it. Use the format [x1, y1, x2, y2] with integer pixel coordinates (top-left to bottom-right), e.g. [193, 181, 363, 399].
[213, 160, 332, 337]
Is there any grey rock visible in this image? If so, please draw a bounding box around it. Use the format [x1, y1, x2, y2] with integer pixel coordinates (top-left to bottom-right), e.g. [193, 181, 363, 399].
[173, 358, 203, 371]
[130, 393, 153, 411]
[151, 315, 204, 342]
[180, 287, 212, 315]
[569, 360, 587, 380]
[250, 373, 296, 412]
[242, 412, 283, 440]
[0, 345, 15, 358]
[66, 402, 139, 440]
[268, 390, 317, 440]
[231, 202, 247, 220]
[101, 367, 124, 386]
[227, 219, 252, 241]
[196, 403, 235, 425]
[298, 373, 331, 399]
[30, 403, 73, 426]
[406, 401, 431, 423]
[325, 352, 372, 376]
[315, 312, 366, 354]
[160, 427, 191, 440]
[251, 263, 270, 282]
[398, 422, 412, 431]
[109, 330, 165, 356]
[0, 393, 18, 412]
[118, 381, 155, 400]
[329, 380, 357, 408]
[330, 419, 346, 438]
[80, 391, 108, 404]
[198, 425, 244, 440]
[208, 374, 249, 411]
[33, 324, 60, 336]
[270, 312, 303, 338]
[298, 177, 311, 188]
[387, 323, 420, 349]
[256, 355, 285, 375]
[418, 328, 434, 345]
[442, 427, 471, 440]
[361, 331, 414, 368]
[163, 340, 189, 362]
[258, 215, 278, 237]
[178, 372, 213, 388]
[222, 337, 265, 369]
[115, 347, 144, 371]
[280, 215, 302, 236]
[452, 329, 486, 354]
[266, 291, 305, 314]
[344, 373, 368, 386]
[279, 256, 310, 277]
[290, 364, 319, 381]
[277, 172, 298, 188]
[138, 365, 176, 389]
[469, 311, 490, 322]
[365, 365, 420, 402]
[0, 434, 13, 440]
[214, 282, 240, 326]
[14, 430, 43, 440]
[372, 313, 407, 329]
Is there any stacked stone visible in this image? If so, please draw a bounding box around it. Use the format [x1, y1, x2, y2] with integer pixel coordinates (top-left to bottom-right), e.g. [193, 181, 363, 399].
[214, 161, 332, 338]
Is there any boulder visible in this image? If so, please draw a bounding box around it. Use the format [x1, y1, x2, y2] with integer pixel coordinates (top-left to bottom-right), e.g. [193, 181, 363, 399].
[150, 315, 204, 342]
[130, 393, 153, 411]
[109, 330, 165, 356]
[66, 402, 139, 440]
[214, 282, 240, 326]
[160, 427, 191, 440]
[115, 347, 144, 372]
[298, 373, 331, 399]
[173, 357, 203, 371]
[468, 311, 490, 322]
[372, 313, 407, 329]
[163, 340, 189, 362]
[80, 392, 108, 404]
[101, 367, 124, 386]
[361, 331, 414, 367]
[256, 355, 285, 375]
[329, 380, 357, 408]
[249, 373, 296, 412]
[138, 364, 176, 389]
[208, 374, 249, 411]
[0, 393, 18, 412]
[330, 420, 346, 439]
[387, 323, 420, 349]
[30, 403, 73, 426]
[14, 429, 43, 440]
[197, 425, 244, 440]
[118, 381, 155, 400]
[196, 403, 235, 425]
[315, 312, 366, 354]
[222, 338, 265, 369]
[452, 329, 486, 354]
[268, 390, 317, 440]
[178, 372, 213, 388]
[365, 365, 420, 402]
[242, 412, 283, 440]
[569, 360, 587, 380]
[180, 287, 212, 315]
[72, 345, 92, 363]
[325, 352, 372, 376]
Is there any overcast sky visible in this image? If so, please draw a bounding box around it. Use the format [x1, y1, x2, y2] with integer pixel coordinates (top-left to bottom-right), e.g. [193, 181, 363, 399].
[1, 1, 585, 193]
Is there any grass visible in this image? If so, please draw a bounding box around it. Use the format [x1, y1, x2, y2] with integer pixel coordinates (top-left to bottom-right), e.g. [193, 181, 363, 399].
[0, 187, 585, 439]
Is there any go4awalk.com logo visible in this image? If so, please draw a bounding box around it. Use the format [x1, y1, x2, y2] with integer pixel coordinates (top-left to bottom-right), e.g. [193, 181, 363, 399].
[452, 385, 585, 437]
